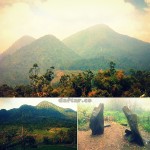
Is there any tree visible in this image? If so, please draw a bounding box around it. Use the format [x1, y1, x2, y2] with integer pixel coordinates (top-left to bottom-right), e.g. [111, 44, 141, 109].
[29, 64, 55, 96]
[4, 129, 17, 149]
[109, 61, 116, 75]
[43, 137, 53, 144]
[82, 70, 94, 96]
[67, 127, 77, 144]
[71, 70, 94, 96]
[59, 130, 66, 143]
[29, 64, 40, 92]
[24, 136, 36, 147]
[0, 84, 15, 97]
[15, 85, 32, 97]
[29, 63, 40, 78]
[44, 66, 55, 83]
[59, 75, 71, 87]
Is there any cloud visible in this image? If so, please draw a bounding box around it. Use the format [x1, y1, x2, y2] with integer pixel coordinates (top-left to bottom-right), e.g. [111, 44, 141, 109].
[0, 0, 25, 8]
[0, 0, 150, 53]
[0, 0, 46, 8]
[124, 0, 149, 11]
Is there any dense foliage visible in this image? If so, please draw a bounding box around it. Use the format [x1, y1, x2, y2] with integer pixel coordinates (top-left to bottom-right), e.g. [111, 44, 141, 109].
[78, 100, 150, 133]
[0, 62, 150, 97]
[0, 102, 77, 149]
[1, 24, 150, 86]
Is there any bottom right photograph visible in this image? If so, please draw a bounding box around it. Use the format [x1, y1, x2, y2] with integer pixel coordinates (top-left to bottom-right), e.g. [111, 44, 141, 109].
[78, 98, 150, 150]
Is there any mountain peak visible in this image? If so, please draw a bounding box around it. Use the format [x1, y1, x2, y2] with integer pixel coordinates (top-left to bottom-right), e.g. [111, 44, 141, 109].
[34, 34, 63, 46]
[38, 34, 59, 41]
[85, 24, 115, 33]
[65, 108, 75, 112]
[8, 35, 35, 50]
[1, 35, 35, 57]
[36, 101, 59, 109]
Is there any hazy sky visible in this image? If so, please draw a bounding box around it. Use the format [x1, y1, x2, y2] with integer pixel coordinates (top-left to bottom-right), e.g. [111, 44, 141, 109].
[0, 98, 150, 112]
[78, 98, 150, 111]
[0, 0, 150, 53]
[0, 98, 77, 111]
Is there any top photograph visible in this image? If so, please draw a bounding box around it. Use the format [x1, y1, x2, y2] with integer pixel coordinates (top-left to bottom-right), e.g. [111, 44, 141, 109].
[0, 0, 150, 97]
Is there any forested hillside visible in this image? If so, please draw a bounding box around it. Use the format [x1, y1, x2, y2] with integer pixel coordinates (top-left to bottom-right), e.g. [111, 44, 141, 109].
[0, 35, 79, 85]
[0, 101, 76, 127]
[0, 24, 150, 88]
[0, 101, 77, 149]
[63, 24, 150, 70]
[0, 62, 150, 97]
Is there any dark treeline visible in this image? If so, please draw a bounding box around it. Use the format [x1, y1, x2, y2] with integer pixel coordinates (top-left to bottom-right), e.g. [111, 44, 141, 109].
[0, 126, 77, 150]
[0, 62, 150, 97]
[0, 101, 77, 149]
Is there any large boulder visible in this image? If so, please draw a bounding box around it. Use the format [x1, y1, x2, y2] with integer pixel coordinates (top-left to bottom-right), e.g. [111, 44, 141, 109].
[122, 106, 144, 146]
[89, 103, 104, 135]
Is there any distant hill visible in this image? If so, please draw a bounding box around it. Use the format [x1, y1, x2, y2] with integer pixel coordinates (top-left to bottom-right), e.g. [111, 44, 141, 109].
[0, 24, 150, 86]
[36, 101, 76, 117]
[0, 36, 35, 59]
[63, 24, 150, 70]
[0, 35, 79, 85]
[0, 101, 76, 128]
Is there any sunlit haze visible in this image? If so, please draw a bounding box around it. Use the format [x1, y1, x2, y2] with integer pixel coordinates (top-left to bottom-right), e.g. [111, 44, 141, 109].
[0, 98, 150, 111]
[0, 0, 150, 53]
[78, 98, 150, 111]
[0, 98, 77, 111]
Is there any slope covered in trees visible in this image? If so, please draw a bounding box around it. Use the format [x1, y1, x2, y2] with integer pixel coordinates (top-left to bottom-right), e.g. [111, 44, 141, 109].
[0, 101, 76, 126]
[63, 24, 150, 70]
[0, 101, 77, 149]
[0, 35, 79, 85]
[0, 24, 150, 86]
[0, 62, 150, 97]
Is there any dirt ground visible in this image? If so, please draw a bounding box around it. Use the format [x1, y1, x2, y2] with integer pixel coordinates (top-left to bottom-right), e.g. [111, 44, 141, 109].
[78, 122, 150, 150]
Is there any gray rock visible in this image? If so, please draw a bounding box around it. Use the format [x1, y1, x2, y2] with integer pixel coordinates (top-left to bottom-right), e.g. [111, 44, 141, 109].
[123, 106, 144, 146]
[89, 103, 104, 135]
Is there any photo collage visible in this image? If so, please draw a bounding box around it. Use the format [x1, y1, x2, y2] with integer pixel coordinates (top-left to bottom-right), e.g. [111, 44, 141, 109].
[0, 0, 150, 150]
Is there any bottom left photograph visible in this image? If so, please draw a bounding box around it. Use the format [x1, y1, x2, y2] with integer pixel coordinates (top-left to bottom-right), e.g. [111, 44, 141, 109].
[0, 98, 77, 150]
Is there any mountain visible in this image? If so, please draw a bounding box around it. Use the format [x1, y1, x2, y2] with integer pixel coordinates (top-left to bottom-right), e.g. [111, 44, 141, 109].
[0, 35, 79, 85]
[37, 101, 61, 109]
[0, 36, 35, 59]
[36, 101, 76, 116]
[0, 101, 77, 128]
[63, 24, 150, 70]
[1, 25, 150, 86]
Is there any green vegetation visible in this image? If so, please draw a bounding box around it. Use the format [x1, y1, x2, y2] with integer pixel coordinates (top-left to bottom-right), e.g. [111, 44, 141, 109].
[137, 112, 150, 133]
[0, 101, 77, 149]
[104, 111, 127, 124]
[0, 24, 150, 86]
[1, 61, 150, 97]
[78, 100, 150, 133]
[12, 145, 76, 150]
[35, 145, 76, 150]
[0, 34, 79, 86]
[63, 24, 150, 71]
[141, 124, 150, 132]
[0, 126, 77, 150]
[78, 104, 93, 130]
[79, 110, 150, 133]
